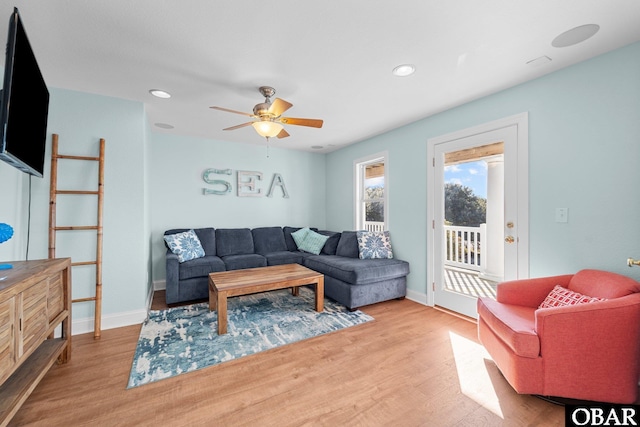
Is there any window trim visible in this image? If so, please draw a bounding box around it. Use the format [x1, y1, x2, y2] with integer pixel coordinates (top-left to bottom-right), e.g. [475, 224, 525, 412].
[353, 151, 388, 231]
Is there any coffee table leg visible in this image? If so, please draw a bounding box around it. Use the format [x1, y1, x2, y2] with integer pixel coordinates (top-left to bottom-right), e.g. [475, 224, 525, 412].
[315, 276, 324, 312]
[291, 286, 299, 296]
[209, 283, 217, 311]
[217, 292, 228, 334]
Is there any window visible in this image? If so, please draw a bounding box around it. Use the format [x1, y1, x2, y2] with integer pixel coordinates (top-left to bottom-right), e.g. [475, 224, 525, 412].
[354, 152, 388, 231]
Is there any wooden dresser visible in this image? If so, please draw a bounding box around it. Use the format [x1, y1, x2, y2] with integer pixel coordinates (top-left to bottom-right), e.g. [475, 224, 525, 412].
[0, 258, 71, 427]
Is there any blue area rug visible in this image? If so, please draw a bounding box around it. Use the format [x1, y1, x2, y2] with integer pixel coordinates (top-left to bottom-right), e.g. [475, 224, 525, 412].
[128, 287, 373, 388]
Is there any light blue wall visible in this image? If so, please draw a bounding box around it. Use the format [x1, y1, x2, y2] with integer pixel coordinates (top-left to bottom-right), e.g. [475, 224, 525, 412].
[0, 88, 149, 322]
[326, 41, 640, 299]
[149, 133, 326, 283]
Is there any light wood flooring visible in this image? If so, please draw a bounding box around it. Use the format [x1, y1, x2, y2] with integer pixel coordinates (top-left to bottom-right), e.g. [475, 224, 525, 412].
[10, 292, 567, 426]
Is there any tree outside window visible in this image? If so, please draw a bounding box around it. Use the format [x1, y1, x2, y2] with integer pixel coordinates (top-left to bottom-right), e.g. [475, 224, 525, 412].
[355, 154, 387, 231]
[364, 170, 384, 223]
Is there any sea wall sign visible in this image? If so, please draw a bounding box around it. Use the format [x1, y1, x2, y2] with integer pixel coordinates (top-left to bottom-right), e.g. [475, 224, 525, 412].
[202, 168, 289, 198]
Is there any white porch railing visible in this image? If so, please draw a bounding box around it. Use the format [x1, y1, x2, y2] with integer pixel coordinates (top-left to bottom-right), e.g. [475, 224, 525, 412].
[444, 224, 485, 272]
[364, 221, 385, 232]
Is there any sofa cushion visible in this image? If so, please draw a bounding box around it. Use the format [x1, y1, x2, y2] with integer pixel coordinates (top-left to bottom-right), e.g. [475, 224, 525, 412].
[539, 285, 605, 309]
[356, 230, 393, 259]
[319, 230, 341, 255]
[297, 229, 330, 255]
[163, 229, 206, 263]
[165, 228, 216, 256]
[263, 251, 304, 266]
[178, 255, 226, 280]
[303, 255, 409, 285]
[221, 254, 267, 270]
[335, 231, 359, 258]
[252, 227, 287, 254]
[216, 228, 254, 257]
[568, 269, 640, 299]
[477, 297, 540, 359]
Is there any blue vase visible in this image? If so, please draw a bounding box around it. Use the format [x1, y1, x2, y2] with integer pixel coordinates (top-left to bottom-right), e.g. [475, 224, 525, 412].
[0, 223, 13, 244]
[0, 223, 14, 269]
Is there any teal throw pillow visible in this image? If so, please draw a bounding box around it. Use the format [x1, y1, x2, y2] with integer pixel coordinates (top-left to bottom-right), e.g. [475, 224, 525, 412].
[356, 231, 393, 259]
[164, 229, 206, 263]
[291, 227, 311, 248]
[297, 230, 330, 255]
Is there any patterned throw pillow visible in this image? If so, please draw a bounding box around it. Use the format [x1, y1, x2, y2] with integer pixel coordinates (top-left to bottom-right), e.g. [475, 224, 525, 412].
[356, 231, 393, 259]
[539, 285, 606, 309]
[164, 229, 205, 263]
[297, 230, 330, 255]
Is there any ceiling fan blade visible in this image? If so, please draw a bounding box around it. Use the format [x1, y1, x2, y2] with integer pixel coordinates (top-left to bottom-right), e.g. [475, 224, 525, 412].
[276, 128, 290, 139]
[279, 117, 324, 128]
[223, 122, 253, 131]
[268, 98, 293, 117]
[210, 106, 255, 117]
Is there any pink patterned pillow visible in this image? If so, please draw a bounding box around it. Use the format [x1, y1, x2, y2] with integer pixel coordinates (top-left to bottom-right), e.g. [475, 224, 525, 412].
[539, 285, 606, 309]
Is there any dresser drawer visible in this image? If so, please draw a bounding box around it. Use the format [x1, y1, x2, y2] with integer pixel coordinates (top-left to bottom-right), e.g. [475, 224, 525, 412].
[48, 271, 65, 322]
[20, 282, 49, 359]
[0, 297, 16, 384]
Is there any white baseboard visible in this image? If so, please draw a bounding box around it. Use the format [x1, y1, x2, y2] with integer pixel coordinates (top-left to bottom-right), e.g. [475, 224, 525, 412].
[72, 284, 155, 336]
[71, 308, 148, 336]
[154, 280, 166, 291]
[406, 289, 428, 306]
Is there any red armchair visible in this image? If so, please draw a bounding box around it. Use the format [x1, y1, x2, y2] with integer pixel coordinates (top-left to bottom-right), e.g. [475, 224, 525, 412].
[477, 269, 640, 403]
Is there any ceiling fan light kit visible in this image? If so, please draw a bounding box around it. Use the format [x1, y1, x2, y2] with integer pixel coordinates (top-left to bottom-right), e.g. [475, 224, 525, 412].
[211, 86, 323, 141]
[252, 121, 283, 138]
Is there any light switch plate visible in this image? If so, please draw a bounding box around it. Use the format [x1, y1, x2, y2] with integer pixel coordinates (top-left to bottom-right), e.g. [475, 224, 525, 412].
[555, 208, 568, 223]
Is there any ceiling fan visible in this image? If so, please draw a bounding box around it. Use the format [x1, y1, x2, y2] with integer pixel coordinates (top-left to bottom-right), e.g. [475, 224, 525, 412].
[210, 86, 323, 139]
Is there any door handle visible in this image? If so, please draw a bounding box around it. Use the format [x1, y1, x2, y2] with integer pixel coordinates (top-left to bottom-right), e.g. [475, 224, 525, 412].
[505, 236, 515, 244]
[628, 258, 640, 267]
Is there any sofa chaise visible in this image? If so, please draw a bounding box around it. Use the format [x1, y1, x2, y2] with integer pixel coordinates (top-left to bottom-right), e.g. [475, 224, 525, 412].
[164, 226, 410, 310]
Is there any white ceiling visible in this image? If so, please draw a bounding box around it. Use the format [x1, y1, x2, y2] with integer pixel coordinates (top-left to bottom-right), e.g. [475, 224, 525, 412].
[3, 1, 640, 153]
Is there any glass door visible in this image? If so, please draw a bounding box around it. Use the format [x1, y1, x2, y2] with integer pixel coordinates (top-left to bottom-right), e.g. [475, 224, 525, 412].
[431, 124, 523, 318]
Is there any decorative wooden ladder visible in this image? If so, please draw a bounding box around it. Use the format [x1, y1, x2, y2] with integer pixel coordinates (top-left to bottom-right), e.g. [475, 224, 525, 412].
[48, 133, 105, 339]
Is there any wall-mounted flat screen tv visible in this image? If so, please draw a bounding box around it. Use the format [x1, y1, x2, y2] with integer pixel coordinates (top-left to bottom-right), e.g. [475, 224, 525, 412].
[0, 7, 49, 178]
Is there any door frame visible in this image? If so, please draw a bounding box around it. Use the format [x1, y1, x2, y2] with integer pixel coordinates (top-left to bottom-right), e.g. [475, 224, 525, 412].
[426, 113, 529, 310]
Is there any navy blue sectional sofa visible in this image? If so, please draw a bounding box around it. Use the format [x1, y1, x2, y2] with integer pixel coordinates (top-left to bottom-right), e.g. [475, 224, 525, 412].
[164, 226, 410, 310]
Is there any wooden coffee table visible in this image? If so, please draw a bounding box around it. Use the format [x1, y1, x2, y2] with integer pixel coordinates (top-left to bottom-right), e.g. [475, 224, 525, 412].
[208, 264, 324, 335]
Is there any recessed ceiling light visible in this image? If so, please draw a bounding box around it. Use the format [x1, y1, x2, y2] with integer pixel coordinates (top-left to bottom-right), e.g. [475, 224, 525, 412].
[552, 24, 600, 48]
[311, 145, 324, 149]
[154, 123, 174, 129]
[149, 89, 171, 99]
[392, 64, 415, 77]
